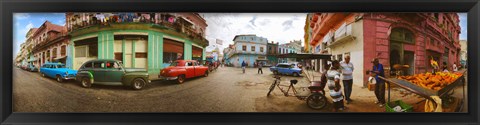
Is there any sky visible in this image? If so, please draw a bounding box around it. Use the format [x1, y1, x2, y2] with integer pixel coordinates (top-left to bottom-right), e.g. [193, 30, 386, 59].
[13, 13, 468, 58]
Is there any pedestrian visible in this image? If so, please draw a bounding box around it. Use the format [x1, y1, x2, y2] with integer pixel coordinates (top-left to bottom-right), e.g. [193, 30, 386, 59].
[319, 63, 331, 95]
[258, 62, 263, 74]
[453, 62, 458, 72]
[241, 61, 247, 74]
[442, 62, 449, 72]
[340, 56, 354, 104]
[367, 58, 386, 107]
[327, 60, 346, 111]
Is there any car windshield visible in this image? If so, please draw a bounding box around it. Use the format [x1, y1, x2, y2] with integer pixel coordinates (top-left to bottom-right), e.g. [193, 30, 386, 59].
[170, 62, 178, 66]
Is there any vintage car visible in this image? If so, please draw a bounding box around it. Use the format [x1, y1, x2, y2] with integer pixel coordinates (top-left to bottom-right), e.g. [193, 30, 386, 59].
[269, 63, 303, 77]
[40, 62, 78, 82]
[26, 63, 38, 72]
[159, 60, 209, 84]
[75, 59, 151, 90]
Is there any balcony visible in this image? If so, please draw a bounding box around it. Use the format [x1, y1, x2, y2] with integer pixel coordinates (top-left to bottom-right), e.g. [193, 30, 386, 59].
[329, 23, 355, 47]
[426, 41, 444, 54]
[233, 50, 266, 55]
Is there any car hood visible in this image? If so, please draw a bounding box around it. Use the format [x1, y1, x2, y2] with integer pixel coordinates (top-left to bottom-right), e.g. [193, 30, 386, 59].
[125, 68, 147, 73]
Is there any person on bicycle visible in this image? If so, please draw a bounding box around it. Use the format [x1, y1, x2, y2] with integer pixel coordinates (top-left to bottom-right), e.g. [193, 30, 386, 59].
[241, 61, 247, 74]
[327, 60, 345, 112]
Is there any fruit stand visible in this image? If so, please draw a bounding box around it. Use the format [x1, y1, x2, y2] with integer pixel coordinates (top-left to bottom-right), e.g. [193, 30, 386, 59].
[379, 71, 466, 112]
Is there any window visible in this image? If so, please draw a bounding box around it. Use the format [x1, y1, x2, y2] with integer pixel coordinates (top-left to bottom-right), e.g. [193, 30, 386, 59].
[52, 48, 57, 58]
[115, 52, 123, 61]
[106, 61, 121, 69]
[61, 45, 66, 56]
[93, 61, 105, 69]
[84, 62, 93, 68]
[88, 44, 98, 57]
[242, 45, 246, 51]
[75, 46, 87, 58]
[260, 47, 264, 52]
[430, 38, 435, 46]
[390, 28, 415, 43]
[186, 62, 194, 66]
[251, 46, 255, 51]
[337, 54, 343, 62]
[135, 52, 147, 58]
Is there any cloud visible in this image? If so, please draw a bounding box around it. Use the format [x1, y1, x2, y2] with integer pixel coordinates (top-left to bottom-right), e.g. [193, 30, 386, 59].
[14, 13, 30, 20]
[202, 13, 307, 52]
[282, 20, 293, 31]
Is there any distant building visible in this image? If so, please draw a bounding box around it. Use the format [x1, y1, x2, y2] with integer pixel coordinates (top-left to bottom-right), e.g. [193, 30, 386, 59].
[266, 41, 279, 65]
[228, 34, 268, 67]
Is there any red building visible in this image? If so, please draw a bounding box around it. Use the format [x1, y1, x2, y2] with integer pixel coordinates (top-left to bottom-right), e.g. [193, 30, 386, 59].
[31, 21, 69, 69]
[306, 13, 462, 87]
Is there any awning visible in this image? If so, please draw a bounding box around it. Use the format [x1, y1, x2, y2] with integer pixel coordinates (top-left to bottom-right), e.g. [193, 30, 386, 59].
[276, 53, 332, 60]
[54, 56, 67, 60]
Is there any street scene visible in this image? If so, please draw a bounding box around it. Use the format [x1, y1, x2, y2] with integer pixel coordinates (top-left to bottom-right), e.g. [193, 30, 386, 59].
[13, 13, 468, 112]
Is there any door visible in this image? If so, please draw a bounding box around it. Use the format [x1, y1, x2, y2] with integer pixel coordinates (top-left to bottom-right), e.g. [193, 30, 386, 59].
[193, 61, 204, 76]
[185, 61, 195, 78]
[92, 61, 107, 82]
[124, 40, 133, 68]
[404, 51, 415, 75]
[277, 64, 288, 74]
[134, 39, 148, 69]
[104, 61, 124, 82]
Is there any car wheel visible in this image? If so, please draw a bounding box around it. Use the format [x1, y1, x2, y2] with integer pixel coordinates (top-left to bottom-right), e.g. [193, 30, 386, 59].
[131, 78, 146, 90]
[204, 71, 209, 77]
[56, 75, 63, 83]
[81, 77, 92, 88]
[177, 75, 185, 84]
[41, 73, 46, 77]
[293, 72, 300, 77]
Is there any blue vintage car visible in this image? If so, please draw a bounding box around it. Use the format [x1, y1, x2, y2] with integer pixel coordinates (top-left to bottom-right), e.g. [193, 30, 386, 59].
[40, 62, 78, 82]
[269, 63, 303, 77]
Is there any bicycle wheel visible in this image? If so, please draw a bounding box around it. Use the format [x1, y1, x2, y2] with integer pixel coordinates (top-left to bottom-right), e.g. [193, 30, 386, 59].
[306, 93, 327, 110]
[267, 81, 276, 97]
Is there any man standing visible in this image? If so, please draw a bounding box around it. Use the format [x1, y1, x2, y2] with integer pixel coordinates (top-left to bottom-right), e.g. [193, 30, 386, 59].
[368, 58, 386, 107]
[340, 56, 354, 104]
[241, 61, 247, 74]
[258, 62, 263, 74]
[453, 62, 458, 72]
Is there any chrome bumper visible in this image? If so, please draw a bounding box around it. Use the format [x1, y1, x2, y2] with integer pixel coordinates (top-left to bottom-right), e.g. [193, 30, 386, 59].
[159, 76, 178, 80]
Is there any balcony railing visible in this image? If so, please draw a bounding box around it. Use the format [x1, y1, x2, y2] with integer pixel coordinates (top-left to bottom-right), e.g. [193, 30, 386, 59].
[329, 23, 355, 47]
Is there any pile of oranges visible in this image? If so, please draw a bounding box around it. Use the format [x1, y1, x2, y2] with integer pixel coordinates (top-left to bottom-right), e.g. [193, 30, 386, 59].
[397, 72, 462, 91]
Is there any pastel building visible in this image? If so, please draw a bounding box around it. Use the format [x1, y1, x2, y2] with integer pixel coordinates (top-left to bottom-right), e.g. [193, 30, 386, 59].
[30, 21, 70, 70]
[306, 13, 461, 87]
[227, 34, 268, 67]
[66, 13, 209, 79]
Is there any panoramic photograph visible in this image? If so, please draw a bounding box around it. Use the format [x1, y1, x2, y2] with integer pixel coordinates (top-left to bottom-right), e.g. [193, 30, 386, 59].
[12, 13, 468, 112]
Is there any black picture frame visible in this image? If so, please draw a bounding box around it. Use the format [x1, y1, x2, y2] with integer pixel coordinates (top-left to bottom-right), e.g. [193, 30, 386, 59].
[1, 0, 478, 125]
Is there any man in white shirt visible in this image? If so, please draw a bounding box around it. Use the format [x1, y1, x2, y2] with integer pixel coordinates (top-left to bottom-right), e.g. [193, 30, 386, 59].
[340, 56, 354, 104]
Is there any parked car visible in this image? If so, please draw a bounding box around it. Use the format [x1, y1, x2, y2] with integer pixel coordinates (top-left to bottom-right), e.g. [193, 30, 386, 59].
[26, 63, 38, 72]
[269, 63, 303, 77]
[159, 60, 209, 84]
[21, 64, 28, 70]
[40, 62, 78, 82]
[75, 59, 151, 90]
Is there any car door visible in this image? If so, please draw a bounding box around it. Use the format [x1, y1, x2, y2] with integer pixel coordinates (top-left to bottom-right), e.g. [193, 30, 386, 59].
[193, 61, 203, 77]
[92, 61, 107, 82]
[46, 64, 55, 78]
[104, 61, 124, 82]
[185, 61, 195, 78]
[277, 64, 287, 74]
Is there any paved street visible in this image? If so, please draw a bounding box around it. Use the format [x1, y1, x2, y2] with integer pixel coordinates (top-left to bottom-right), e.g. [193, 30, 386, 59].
[13, 66, 467, 112]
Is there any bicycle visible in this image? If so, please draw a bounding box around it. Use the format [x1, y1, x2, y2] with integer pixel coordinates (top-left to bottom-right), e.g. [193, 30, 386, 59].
[267, 74, 328, 110]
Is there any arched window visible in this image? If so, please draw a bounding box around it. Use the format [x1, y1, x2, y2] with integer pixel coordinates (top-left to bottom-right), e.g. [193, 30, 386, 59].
[390, 28, 415, 43]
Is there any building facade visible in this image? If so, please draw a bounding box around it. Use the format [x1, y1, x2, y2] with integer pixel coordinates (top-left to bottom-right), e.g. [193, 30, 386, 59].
[307, 13, 461, 87]
[66, 13, 209, 79]
[29, 21, 69, 70]
[227, 34, 268, 67]
[266, 41, 279, 66]
[459, 40, 467, 67]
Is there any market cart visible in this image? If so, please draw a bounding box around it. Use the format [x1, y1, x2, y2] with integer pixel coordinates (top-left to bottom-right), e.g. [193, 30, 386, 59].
[378, 70, 467, 112]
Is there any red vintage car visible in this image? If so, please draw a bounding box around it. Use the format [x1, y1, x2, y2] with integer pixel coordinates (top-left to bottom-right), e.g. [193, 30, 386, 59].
[159, 60, 209, 84]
